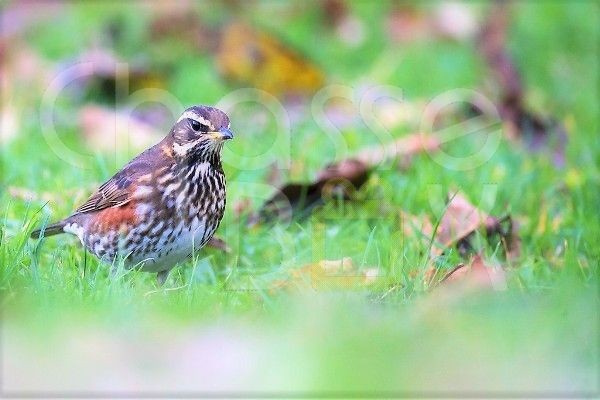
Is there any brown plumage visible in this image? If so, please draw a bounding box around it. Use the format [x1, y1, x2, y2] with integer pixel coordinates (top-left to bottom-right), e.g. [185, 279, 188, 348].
[31, 105, 234, 284]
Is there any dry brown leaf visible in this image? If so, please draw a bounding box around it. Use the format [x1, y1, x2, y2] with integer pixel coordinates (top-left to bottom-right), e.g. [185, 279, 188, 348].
[216, 22, 325, 97]
[430, 193, 498, 257]
[401, 192, 518, 286]
[254, 133, 440, 223]
[252, 159, 369, 223]
[414, 192, 517, 260]
[477, 2, 566, 167]
[54, 49, 165, 102]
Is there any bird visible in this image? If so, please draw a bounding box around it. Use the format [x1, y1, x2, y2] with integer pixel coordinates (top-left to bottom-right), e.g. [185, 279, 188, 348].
[31, 105, 234, 284]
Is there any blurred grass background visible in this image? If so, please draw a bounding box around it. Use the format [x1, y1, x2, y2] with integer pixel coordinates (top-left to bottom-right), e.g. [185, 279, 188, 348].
[1, 0, 598, 396]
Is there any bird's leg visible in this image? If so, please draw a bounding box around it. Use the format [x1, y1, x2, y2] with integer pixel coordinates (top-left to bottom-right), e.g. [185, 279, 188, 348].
[157, 270, 170, 286]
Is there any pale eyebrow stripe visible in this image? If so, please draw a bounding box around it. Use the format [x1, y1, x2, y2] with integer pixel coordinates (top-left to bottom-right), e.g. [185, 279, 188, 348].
[177, 111, 214, 130]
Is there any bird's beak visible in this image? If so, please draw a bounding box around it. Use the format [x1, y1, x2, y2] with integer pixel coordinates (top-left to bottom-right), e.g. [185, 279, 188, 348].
[207, 128, 234, 141]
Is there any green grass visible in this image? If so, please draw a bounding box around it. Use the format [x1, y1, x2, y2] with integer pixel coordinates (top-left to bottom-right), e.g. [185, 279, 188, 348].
[1, 1, 598, 395]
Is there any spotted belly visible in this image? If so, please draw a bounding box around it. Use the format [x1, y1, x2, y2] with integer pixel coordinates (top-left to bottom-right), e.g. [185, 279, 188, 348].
[72, 214, 218, 273]
[125, 215, 217, 272]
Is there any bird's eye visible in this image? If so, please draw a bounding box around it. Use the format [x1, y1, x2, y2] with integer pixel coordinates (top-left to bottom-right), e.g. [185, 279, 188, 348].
[190, 120, 202, 132]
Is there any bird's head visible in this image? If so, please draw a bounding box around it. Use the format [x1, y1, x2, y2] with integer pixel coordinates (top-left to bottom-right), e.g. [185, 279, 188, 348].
[170, 105, 234, 162]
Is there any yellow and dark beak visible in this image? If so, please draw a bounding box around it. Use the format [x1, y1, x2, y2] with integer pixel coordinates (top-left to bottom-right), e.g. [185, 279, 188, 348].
[207, 128, 234, 141]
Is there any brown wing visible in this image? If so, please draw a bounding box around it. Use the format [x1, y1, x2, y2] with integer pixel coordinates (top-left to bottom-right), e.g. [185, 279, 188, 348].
[74, 153, 157, 214]
[75, 173, 134, 214]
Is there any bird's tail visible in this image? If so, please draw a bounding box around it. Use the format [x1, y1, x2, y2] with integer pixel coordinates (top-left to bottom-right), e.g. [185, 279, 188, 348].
[30, 221, 66, 239]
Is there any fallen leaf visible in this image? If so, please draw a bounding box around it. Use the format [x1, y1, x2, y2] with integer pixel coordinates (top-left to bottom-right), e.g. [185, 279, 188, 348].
[252, 159, 369, 224]
[55, 49, 166, 104]
[253, 133, 440, 223]
[216, 22, 325, 97]
[477, 2, 566, 167]
[430, 193, 497, 257]
[402, 192, 518, 285]
[413, 192, 519, 260]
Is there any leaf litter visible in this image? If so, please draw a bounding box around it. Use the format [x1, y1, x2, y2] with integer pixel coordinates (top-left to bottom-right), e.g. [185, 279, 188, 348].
[477, 2, 567, 167]
[402, 191, 519, 288]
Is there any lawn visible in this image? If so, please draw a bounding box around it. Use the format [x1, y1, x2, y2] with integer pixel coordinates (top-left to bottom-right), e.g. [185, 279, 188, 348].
[1, 1, 598, 396]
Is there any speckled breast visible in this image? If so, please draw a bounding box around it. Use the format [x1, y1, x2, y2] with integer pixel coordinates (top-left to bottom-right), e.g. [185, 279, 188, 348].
[83, 161, 226, 272]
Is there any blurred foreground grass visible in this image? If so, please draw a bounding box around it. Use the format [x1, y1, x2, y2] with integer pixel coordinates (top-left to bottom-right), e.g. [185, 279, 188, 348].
[1, 1, 599, 395]
[3, 279, 597, 394]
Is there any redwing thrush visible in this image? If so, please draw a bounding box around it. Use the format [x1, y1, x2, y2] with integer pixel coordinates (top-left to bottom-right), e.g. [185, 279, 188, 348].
[31, 105, 234, 284]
